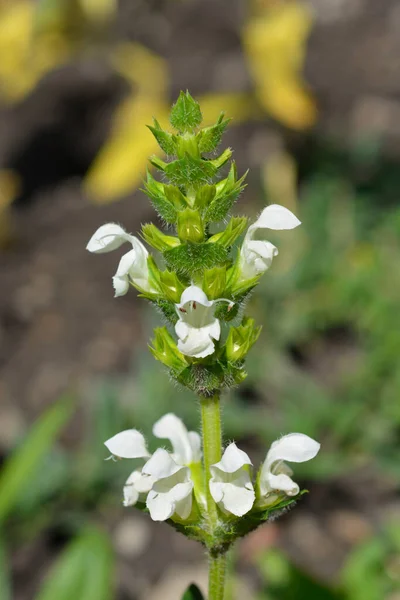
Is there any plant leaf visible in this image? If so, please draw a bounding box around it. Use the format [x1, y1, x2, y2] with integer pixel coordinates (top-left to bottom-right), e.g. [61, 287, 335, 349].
[0, 396, 75, 524]
[182, 583, 204, 600]
[35, 527, 114, 600]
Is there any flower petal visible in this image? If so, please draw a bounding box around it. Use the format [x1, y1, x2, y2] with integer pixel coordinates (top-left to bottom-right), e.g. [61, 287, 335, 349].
[211, 443, 252, 474]
[153, 413, 201, 465]
[177, 329, 216, 358]
[142, 448, 182, 480]
[266, 433, 320, 469]
[265, 472, 299, 496]
[210, 480, 255, 517]
[123, 470, 142, 507]
[112, 275, 130, 297]
[86, 223, 132, 253]
[146, 489, 175, 521]
[178, 285, 213, 308]
[104, 429, 149, 459]
[249, 205, 301, 234]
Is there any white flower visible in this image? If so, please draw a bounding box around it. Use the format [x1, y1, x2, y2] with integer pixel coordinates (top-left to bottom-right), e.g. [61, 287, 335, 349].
[143, 448, 194, 521]
[153, 413, 201, 465]
[239, 204, 301, 280]
[175, 285, 233, 359]
[209, 443, 255, 517]
[86, 222, 156, 297]
[104, 414, 200, 521]
[257, 433, 320, 506]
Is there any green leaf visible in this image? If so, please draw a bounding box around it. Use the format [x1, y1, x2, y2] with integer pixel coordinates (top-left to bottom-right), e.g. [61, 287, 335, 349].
[147, 119, 177, 155]
[0, 396, 75, 524]
[197, 113, 231, 153]
[164, 242, 228, 275]
[182, 583, 204, 600]
[35, 527, 114, 600]
[165, 155, 216, 187]
[0, 536, 11, 600]
[170, 91, 202, 132]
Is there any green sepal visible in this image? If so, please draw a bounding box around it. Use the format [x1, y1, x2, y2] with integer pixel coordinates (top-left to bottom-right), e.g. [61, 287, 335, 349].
[170, 91, 202, 132]
[159, 270, 185, 303]
[149, 327, 188, 372]
[165, 155, 216, 187]
[151, 298, 179, 324]
[142, 172, 177, 224]
[194, 184, 216, 210]
[207, 216, 248, 248]
[226, 257, 260, 297]
[197, 112, 231, 153]
[182, 584, 205, 600]
[202, 266, 226, 299]
[147, 118, 177, 155]
[149, 155, 168, 172]
[176, 134, 200, 159]
[164, 184, 187, 210]
[146, 255, 162, 293]
[204, 163, 247, 222]
[208, 147, 233, 170]
[177, 208, 204, 243]
[141, 223, 180, 252]
[164, 242, 228, 275]
[225, 317, 262, 362]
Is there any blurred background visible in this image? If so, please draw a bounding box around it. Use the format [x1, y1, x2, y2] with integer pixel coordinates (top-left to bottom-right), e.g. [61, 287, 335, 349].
[0, 0, 400, 598]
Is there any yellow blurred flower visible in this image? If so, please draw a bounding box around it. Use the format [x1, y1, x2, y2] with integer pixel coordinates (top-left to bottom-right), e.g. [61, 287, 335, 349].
[243, 0, 317, 130]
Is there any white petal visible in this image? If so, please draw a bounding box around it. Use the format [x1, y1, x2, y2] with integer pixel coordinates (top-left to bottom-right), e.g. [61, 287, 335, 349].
[207, 319, 221, 341]
[265, 472, 299, 496]
[178, 285, 213, 308]
[210, 480, 255, 517]
[115, 248, 138, 277]
[146, 490, 175, 521]
[142, 448, 182, 480]
[123, 470, 142, 507]
[211, 443, 252, 474]
[112, 275, 129, 297]
[153, 413, 200, 465]
[177, 329, 216, 358]
[174, 494, 193, 520]
[175, 320, 190, 341]
[249, 205, 301, 234]
[86, 223, 132, 253]
[266, 433, 320, 469]
[104, 430, 149, 459]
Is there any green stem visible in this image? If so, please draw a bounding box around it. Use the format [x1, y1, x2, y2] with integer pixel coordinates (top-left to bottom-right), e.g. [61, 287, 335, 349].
[200, 394, 227, 600]
[200, 394, 222, 528]
[208, 554, 227, 600]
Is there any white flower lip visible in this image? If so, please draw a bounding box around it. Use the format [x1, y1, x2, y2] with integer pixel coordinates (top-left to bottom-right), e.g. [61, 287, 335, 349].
[153, 413, 201, 465]
[106, 414, 199, 522]
[174, 285, 227, 359]
[209, 443, 255, 517]
[86, 223, 134, 253]
[259, 433, 320, 500]
[104, 429, 150, 459]
[239, 204, 300, 281]
[87, 222, 155, 296]
[143, 448, 194, 521]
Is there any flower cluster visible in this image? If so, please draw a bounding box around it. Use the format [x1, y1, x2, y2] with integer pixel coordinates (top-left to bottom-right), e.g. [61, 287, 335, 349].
[106, 413, 320, 522]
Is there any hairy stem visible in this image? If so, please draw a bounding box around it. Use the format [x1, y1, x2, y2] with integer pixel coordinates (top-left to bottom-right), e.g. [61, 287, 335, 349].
[200, 393, 222, 529]
[208, 553, 227, 600]
[200, 393, 227, 599]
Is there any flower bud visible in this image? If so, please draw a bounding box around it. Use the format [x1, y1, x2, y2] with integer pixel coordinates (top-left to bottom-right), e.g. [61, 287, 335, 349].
[225, 317, 262, 362]
[177, 208, 204, 243]
[141, 223, 180, 252]
[202, 266, 226, 299]
[159, 270, 185, 303]
[150, 327, 188, 372]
